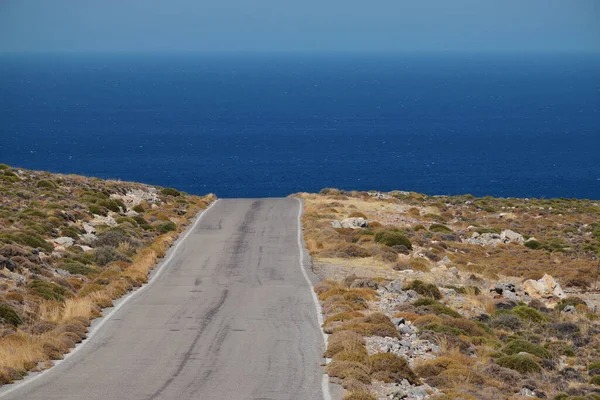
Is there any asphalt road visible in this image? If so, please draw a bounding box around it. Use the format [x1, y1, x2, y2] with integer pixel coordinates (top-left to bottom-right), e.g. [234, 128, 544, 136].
[0, 198, 327, 400]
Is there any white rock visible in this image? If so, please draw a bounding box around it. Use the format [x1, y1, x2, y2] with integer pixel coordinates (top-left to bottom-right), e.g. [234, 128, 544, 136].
[52, 237, 75, 247]
[523, 274, 566, 300]
[340, 217, 368, 229]
[331, 220, 342, 229]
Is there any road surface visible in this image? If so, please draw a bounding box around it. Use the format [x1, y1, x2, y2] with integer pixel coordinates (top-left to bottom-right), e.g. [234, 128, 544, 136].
[0, 198, 327, 400]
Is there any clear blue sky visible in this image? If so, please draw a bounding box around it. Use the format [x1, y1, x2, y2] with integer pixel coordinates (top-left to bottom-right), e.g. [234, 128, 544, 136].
[1, 0, 598, 53]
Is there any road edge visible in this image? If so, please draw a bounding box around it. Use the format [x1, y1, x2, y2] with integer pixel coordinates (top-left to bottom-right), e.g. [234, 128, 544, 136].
[295, 198, 335, 400]
[0, 199, 220, 398]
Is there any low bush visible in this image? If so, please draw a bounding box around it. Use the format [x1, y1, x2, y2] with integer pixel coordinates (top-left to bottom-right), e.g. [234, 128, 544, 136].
[61, 262, 95, 276]
[36, 179, 56, 189]
[343, 393, 376, 400]
[496, 354, 541, 374]
[88, 204, 107, 216]
[9, 231, 53, 252]
[502, 339, 551, 359]
[156, 221, 177, 234]
[94, 229, 137, 248]
[429, 224, 453, 233]
[590, 376, 600, 385]
[94, 246, 130, 266]
[544, 341, 575, 357]
[368, 353, 418, 384]
[0, 304, 23, 326]
[324, 330, 366, 358]
[404, 280, 442, 299]
[348, 212, 367, 219]
[511, 305, 551, 323]
[490, 313, 523, 331]
[412, 299, 462, 318]
[28, 280, 68, 302]
[132, 204, 145, 213]
[524, 240, 542, 250]
[374, 230, 412, 249]
[160, 187, 181, 197]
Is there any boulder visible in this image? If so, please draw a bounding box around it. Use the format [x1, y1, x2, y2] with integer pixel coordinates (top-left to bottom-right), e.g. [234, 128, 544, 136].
[465, 230, 525, 246]
[523, 274, 566, 299]
[52, 237, 75, 248]
[501, 229, 525, 244]
[331, 220, 342, 229]
[340, 217, 368, 229]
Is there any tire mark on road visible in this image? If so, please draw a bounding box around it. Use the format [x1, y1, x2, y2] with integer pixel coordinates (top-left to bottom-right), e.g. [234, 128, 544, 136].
[146, 289, 229, 400]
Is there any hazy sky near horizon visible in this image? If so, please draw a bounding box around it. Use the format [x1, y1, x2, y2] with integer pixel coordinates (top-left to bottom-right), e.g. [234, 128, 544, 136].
[1, 0, 599, 53]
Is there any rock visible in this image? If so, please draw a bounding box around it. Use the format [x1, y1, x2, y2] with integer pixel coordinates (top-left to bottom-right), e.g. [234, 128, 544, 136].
[520, 387, 536, 397]
[125, 210, 139, 217]
[440, 255, 451, 265]
[90, 214, 118, 227]
[340, 217, 368, 229]
[490, 282, 516, 298]
[465, 230, 525, 246]
[562, 305, 576, 313]
[80, 233, 98, 245]
[523, 274, 566, 300]
[584, 300, 597, 312]
[52, 237, 75, 248]
[501, 229, 525, 244]
[385, 279, 405, 294]
[82, 222, 96, 234]
[331, 220, 342, 229]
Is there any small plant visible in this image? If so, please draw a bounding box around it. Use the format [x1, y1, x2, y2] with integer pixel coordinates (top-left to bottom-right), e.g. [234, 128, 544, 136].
[348, 211, 367, 219]
[156, 221, 177, 234]
[161, 187, 181, 197]
[61, 262, 95, 275]
[0, 304, 23, 326]
[36, 180, 56, 189]
[88, 204, 107, 216]
[524, 240, 542, 250]
[502, 339, 551, 359]
[368, 353, 418, 384]
[94, 246, 130, 266]
[28, 280, 68, 302]
[496, 354, 541, 374]
[511, 305, 551, 323]
[404, 280, 442, 299]
[429, 224, 453, 233]
[132, 204, 145, 213]
[374, 230, 412, 249]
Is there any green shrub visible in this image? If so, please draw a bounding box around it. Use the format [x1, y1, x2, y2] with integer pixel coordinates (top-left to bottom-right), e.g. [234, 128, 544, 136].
[502, 339, 551, 359]
[556, 296, 587, 310]
[512, 305, 551, 323]
[0, 304, 23, 326]
[11, 231, 53, 252]
[28, 280, 68, 302]
[94, 246, 130, 266]
[589, 362, 600, 371]
[367, 353, 419, 384]
[544, 341, 575, 357]
[429, 224, 453, 233]
[0, 164, 9, 170]
[413, 298, 462, 318]
[496, 354, 541, 374]
[61, 262, 95, 275]
[524, 240, 542, 250]
[36, 180, 56, 189]
[94, 229, 136, 248]
[98, 199, 122, 213]
[156, 221, 177, 234]
[88, 204, 107, 216]
[374, 230, 412, 249]
[132, 205, 145, 213]
[22, 208, 47, 218]
[61, 226, 81, 239]
[161, 187, 181, 197]
[404, 280, 442, 299]
[591, 376, 600, 385]
[115, 216, 137, 226]
[133, 216, 152, 230]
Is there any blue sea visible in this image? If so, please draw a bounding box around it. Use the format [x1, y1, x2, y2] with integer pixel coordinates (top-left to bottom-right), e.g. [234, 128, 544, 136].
[1, 53, 599, 199]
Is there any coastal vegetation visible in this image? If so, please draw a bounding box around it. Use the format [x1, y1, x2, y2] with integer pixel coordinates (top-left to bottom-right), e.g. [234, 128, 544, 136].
[0, 164, 214, 384]
[296, 189, 600, 400]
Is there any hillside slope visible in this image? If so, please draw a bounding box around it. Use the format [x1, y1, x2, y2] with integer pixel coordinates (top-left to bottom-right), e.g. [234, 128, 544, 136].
[0, 164, 214, 384]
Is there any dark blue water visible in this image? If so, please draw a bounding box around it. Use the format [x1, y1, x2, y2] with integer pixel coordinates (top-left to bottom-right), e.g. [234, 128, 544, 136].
[1, 53, 599, 198]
